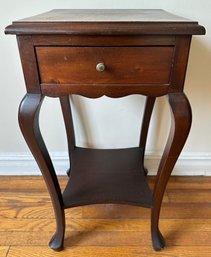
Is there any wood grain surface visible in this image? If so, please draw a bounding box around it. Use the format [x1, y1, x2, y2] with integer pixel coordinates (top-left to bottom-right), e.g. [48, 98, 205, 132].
[0, 176, 211, 256]
[36, 46, 173, 85]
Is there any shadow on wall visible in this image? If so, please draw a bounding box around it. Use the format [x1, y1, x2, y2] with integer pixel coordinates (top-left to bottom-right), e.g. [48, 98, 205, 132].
[185, 37, 211, 102]
[184, 36, 211, 151]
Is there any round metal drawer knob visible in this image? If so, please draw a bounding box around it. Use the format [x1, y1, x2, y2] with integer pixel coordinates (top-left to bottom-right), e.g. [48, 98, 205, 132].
[96, 62, 106, 72]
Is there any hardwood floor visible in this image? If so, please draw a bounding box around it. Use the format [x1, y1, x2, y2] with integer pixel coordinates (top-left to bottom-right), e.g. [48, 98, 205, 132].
[0, 176, 211, 256]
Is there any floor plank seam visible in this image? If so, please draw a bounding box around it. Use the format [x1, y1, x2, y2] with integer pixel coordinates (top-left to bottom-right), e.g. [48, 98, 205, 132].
[5, 246, 10, 257]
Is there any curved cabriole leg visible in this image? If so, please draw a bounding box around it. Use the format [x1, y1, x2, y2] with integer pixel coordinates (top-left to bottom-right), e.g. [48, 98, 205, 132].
[18, 94, 65, 251]
[151, 93, 192, 250]
[59, 96, 75, 177]
[140, 96, 156, 175]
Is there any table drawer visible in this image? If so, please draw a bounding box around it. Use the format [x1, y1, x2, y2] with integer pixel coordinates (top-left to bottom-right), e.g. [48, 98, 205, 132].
[36, 46, 174, 85]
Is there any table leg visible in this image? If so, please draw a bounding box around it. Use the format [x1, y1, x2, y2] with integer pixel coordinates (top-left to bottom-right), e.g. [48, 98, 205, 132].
[151, 92, 192, 250]
[60, 96, 75, 176]
[140, 96, 156, 175]
[18, 93, 65, 251]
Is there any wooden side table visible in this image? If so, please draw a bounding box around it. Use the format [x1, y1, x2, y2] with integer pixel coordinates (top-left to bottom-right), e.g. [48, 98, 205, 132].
[5, 9, 205, 251]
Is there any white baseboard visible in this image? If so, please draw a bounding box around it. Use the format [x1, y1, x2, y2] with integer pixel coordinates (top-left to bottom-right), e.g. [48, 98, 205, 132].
[0, 151, 211, 176]
[0, 152, 69, 176]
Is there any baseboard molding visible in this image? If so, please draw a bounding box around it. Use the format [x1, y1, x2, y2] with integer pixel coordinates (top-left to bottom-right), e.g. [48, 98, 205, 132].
[0, 151, 211, 176]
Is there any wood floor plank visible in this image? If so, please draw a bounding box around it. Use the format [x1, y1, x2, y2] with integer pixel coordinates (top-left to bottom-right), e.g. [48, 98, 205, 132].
[0, 204, 81, 219]
[0, 231, 151, 246]
[7, 246, 211, 257]
[0, 247, 9, 257]
[1, 218, 211, 233]
[2, 199, 211, 220]
[165, 176, 211, 189]
[1, 176, 211, 192]
[0, 176, 68, 192]
[1, 176, 211, 256]
[1, 230, 211, 247]
[167, 189, 211, 203]
[0, 193, 51, 205]
[81, 202, 211, 219]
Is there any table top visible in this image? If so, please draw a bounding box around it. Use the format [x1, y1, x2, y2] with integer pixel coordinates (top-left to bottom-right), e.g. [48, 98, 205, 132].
[16, 9, 191, 23]
[5, 9, 205, 36]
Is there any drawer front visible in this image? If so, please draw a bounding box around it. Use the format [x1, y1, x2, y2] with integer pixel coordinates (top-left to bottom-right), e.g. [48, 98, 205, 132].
[36, 46, 174, 85]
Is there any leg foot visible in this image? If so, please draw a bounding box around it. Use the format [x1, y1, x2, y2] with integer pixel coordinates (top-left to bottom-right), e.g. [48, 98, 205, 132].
[152, 229, 165, 251]
[49, 231, 64, 251]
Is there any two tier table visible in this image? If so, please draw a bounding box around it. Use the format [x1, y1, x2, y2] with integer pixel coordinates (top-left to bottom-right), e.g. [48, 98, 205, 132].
[5, 9, 205, 251]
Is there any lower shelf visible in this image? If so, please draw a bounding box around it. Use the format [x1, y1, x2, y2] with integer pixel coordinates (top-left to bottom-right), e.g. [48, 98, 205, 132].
[62, 147, 152, 208]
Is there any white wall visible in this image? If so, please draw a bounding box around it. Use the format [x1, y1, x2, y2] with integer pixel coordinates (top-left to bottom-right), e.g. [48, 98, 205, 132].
[0, 1, 211, 175]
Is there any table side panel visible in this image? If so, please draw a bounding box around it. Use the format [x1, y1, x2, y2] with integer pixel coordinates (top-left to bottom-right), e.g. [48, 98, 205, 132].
[170, 36, 192, 91]
[17, 36, 41, 93]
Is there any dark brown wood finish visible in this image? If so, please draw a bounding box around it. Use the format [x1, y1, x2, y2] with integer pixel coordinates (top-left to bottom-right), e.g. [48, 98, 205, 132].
[31, 35, 177, 46]
[59, 96, 75, 176]
[140, 96, 156, 175]
[18, 94, 65, 250]
[5, 9, 205, 252]
[140, 96, 156, 154]
[17, 36, 41, 93]
[36, 46, 174, 84]
[151, 93, 192, 250]
[62, 147, 152, 208]
[5, 9, 205, 36]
